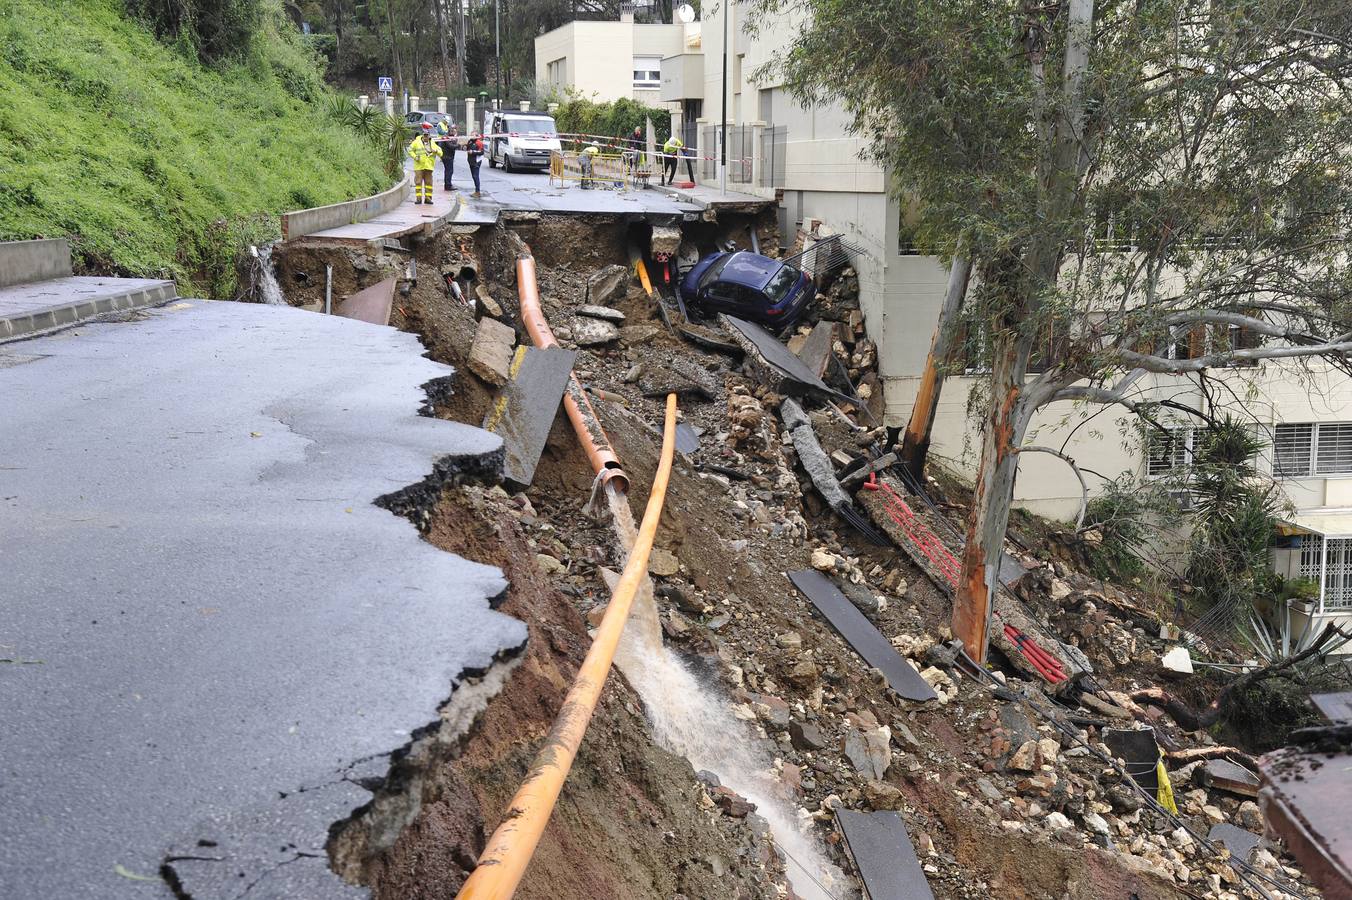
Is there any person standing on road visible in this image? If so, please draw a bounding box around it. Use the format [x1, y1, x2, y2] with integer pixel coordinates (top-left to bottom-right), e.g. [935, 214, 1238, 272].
[465, 132, 485, 198]
[626, 125, 644, 174]
[580, 142, 600, 189]
[434, 119, 458, 191]
[407, 123, 443, 204]
[661, 134, 684, 186]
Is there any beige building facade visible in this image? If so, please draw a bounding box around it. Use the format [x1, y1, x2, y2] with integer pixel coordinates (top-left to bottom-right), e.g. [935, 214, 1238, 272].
[534, 15, 686, 108]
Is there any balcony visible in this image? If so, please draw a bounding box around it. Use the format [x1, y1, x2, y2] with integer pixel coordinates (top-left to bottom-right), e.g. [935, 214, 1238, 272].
[660, 53, 703, 101]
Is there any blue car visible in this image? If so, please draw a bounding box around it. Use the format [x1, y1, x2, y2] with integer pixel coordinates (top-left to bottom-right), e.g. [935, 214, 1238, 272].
[678, 251, 812, 331]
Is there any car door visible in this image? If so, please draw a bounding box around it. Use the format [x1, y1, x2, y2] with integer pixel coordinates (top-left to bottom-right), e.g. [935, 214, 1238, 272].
[700, 279, 744, 316]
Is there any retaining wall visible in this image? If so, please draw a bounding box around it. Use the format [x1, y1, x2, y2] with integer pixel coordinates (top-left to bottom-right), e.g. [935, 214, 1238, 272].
[0, 239, 73, 289]
[280, 175, 411, 241]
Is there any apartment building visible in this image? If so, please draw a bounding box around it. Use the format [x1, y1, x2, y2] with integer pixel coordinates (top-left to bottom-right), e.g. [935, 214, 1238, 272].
[534, 8, 686, 109]
[535, 7, 1352, 649]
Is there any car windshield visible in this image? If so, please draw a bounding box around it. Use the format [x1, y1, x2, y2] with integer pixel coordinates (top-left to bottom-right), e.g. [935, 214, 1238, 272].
[762, 263, 802, 304]
[698, 255, 733, 289]
[507, 118, 557, 136]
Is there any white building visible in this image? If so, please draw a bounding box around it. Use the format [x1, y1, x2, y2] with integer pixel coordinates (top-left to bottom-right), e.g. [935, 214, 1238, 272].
[534, 9, 686, 109]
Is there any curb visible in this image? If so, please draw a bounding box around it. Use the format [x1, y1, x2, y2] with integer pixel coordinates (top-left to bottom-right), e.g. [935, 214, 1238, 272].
[1, 281, 177, 343]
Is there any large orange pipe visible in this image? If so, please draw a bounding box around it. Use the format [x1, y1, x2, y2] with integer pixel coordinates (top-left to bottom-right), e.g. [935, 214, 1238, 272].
[456, 392, 678, 900]
[515, 254, 628, 493]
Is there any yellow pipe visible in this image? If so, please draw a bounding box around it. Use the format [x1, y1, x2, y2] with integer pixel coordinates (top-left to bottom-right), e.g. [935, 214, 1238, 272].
[456, 392, 679, 900]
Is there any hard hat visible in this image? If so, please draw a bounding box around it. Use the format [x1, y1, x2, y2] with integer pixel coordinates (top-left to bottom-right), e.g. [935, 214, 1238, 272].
[421, 122, 433, 131]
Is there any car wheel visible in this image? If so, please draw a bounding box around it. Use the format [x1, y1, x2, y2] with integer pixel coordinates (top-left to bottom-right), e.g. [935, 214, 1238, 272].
[504, 155, 515, 173]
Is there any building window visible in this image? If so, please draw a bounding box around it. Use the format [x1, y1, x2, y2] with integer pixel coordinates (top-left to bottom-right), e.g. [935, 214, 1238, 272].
[1146, 427, 1193, 477]
[1274, 423, 1352, 477]
[547, 58, 566, 86]
[633, 56, 661, 87]
[1297, 534, 1352, 610]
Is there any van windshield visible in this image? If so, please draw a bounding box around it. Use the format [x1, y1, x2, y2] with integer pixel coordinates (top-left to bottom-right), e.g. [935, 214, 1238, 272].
[507, 118, 557, 136]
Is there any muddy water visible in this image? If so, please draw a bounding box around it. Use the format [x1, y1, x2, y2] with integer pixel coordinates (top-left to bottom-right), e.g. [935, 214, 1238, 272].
[604, 484, 847, 900]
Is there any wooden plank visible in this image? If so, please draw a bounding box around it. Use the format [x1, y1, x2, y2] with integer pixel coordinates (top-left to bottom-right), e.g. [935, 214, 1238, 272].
[788, 569, 938, 703]
[835, 809, 935, 900]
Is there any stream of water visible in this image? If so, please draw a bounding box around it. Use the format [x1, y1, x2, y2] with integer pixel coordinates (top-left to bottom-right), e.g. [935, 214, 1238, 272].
[250, 243, 286, 305]
[604, 484, 845, 900]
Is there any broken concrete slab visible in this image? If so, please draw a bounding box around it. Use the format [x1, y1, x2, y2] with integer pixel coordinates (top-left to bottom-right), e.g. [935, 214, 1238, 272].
[483, 345, 577, 487]
[586, 263, 631, 306]
[334, 276, 395, 325]
[796, 320, 837, 379]
[1311, 691, 1352, 723]
[1258, 740, 1352, 896]
[572, 317, 621, 346]
[788, 569, 938, 703]
[1161, 645, 1194, 675]
[780, 398, 851, 509]
[577, 304, 625, 322]
[1201, 759, 1260, 798]
[641, 355, 721, 401]
[1207, 823, 1261, 863]
[722, 315, 849, 403]
[468, 315, 517, 385]
[835, 809, 935, 900]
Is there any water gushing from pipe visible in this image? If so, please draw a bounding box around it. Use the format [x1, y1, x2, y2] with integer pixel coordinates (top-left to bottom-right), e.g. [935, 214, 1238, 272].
[603, 482, 846, 900]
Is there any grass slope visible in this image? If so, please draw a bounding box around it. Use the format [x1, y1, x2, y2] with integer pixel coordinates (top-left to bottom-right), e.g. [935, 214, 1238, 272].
[0, 0, 385, 297]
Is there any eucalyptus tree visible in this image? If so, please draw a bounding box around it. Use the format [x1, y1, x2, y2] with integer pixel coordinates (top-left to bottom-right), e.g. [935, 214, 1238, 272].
[756, 0, 1352, 660]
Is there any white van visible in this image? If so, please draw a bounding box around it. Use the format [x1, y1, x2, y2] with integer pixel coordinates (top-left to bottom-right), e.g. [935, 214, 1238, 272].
[483, 110, 562, 172]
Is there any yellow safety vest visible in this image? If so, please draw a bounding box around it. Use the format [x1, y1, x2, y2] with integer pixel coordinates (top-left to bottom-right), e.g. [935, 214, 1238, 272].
[407, 137, 442, 171]
[663, 137, 683, 155]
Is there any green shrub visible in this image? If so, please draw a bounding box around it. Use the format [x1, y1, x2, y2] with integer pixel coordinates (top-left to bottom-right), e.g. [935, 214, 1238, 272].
[0, 0, 386, 297]
[552, 92, 673, 148]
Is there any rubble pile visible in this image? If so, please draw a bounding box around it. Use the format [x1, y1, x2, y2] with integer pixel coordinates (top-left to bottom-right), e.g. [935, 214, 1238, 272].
[387, 217, 1322, 900]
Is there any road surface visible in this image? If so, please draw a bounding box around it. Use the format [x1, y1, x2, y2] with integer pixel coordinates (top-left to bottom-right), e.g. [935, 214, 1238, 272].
[0, 300, 526, 898]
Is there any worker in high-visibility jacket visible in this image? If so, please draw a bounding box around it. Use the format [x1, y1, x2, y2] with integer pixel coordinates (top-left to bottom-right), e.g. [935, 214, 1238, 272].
[580, 142, 600, 189]
[661, 134, 686, 186]
[407, 123, 443, 204]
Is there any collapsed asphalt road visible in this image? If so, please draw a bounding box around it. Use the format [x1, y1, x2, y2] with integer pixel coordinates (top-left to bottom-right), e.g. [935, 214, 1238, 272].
[0, 301, 526, 898]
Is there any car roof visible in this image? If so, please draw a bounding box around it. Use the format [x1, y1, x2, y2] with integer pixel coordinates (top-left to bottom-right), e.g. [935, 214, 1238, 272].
[717, 252, 784, 291]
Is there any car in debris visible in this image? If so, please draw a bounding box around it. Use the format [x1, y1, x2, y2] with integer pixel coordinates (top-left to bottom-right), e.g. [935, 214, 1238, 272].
[678, 251, 812, 331]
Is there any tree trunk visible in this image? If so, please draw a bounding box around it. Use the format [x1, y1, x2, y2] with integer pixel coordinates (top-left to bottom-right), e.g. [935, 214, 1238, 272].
[952, 322, 1032, 664]
[454, 0, 466, 86]
[434, 0, 454, 95]
[386, 0, 404, 100]
[901, 253, 972, 480]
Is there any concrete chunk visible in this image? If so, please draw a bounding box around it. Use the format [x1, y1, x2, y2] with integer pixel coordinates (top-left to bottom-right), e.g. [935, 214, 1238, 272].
[586, 263, 631, 306]
[577, 304, 625, 322]
[468, 316, 516, 385]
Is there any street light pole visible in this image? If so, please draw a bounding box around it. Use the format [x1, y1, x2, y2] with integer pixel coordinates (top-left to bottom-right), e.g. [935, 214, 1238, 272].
[719, 0, 728, 195]
[495, 0, 502, 112]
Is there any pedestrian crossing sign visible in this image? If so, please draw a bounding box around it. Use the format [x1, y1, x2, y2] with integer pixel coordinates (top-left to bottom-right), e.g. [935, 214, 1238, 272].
[377, 76, 393, 94]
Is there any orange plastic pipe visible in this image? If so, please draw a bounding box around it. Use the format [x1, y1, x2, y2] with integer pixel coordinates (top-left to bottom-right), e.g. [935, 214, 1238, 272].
[456, 392, 678, 900]
[515, 254, 628, 493]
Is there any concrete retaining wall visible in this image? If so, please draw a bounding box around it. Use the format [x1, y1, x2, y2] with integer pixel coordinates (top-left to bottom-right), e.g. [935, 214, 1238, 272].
[0, 239, 73, 289]
[280, 175, 411, 241]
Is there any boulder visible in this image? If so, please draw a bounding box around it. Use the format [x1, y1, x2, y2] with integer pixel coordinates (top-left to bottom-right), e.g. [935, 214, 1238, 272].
[572, 318, 621, 346]
[586, 264, 632, 306]
[789, 720, 827, 752]
[843, 725, 892, 780]
[648, 547, 679, 577]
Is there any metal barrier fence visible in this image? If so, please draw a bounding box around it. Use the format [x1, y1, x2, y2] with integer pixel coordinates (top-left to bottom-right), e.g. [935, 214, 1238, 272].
[759, 125, 787, 189]
[549, 150, 629, 190]
[700, 125, 756, 183]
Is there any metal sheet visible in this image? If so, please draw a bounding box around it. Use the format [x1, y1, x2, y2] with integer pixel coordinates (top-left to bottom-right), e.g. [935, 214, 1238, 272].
[835, 809, 935, 900]
[1203, 759, 1260, 797]
[1312, 692, 1352, 723]
[788, 569, 938, 702]
[674, 423, 700, 455]
[483, 345, 576, 487]
[334, 276, 395, 325]
[1207, 823, 1261, 862]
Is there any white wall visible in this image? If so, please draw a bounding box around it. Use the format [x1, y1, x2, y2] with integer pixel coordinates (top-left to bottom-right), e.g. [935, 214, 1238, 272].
[535, 21, 684, 106]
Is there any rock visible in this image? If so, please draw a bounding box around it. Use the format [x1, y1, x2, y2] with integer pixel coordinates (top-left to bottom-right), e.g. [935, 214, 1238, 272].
[754, 695, 791, 726]
[781, 763, 803, 796]
[863, 780, 905, 811]
[891, 633, 935, 659]
[467, 316, 516, 386]
[572, 318, 621, 346]
[1009, 740, 1040, 772]
[776, 632, 803, 650]
[1083, 811, 1111, 836]
[622, 363, 643, 383]
[1161, 645, 1194, 674]
[842, 581, 886, 615]
[473, 283, 503, 319]
[711, 786, 756, 819]
[1037, 737, 1060, 766]
[975, 777, 1004, 803]
[1236, 800, 1263, 832]
[577, 304, 625, 322]
[586, 264, 631, 306]
[656, 583, 702, 616]
[706, 613, 730, 631]
[586, 603, 608, 626]
[648, 548, 679, 577]
[1045, 811, 1073, 830]
[843, 725, 892, 780]
[789, 720, 827, 752]
[919, 666, 956, 704]
[1049, 578, 1073, 602]
[535, 553, 565, 575]
[811, 548, 839, 571]
[786, 657, 819, 687]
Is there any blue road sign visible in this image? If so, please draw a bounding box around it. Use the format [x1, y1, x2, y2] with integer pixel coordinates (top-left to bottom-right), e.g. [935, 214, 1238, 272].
[378, 76, 393, 94]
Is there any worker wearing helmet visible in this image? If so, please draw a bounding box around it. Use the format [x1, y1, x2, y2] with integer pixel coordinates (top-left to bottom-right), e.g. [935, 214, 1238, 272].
[434, 119, 458, 191]
[580, 142, 600, 190]
[407, 123, 443, 204]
